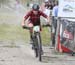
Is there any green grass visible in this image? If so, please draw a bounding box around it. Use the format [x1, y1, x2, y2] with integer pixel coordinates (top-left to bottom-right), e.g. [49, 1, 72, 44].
[0, 23, 51, 46]
[41, 27, 51, 46]
[0, 23, 30, 42]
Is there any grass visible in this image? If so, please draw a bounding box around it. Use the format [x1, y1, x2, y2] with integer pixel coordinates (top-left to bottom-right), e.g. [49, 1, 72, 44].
[0, 23, 30, 42]
[0, 23, 51, 46]
[41, 27, 51, 46]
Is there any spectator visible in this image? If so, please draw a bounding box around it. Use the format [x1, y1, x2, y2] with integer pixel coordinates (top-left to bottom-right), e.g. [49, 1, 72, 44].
[51, 1, 58, 47]
[40, 0, 52, 16]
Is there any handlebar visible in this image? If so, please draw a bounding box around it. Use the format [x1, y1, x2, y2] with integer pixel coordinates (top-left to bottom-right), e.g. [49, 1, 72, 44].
[22, 26, 30, 30]
[22, 24, 51, 30]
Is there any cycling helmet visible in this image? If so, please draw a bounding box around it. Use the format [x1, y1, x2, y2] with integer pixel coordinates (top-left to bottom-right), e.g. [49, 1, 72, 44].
[32, 4, 39, 11]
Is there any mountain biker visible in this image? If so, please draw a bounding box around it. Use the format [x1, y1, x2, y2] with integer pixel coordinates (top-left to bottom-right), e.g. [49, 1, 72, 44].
[22, 4, 50, 44]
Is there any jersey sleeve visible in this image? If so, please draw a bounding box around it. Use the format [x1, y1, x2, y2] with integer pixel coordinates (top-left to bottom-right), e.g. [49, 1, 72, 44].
[24, 11, 31, 20]
[39, 11, 48, 18]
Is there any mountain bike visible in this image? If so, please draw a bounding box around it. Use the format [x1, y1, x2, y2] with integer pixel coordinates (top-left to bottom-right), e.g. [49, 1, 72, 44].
[22, 24, 51, 61]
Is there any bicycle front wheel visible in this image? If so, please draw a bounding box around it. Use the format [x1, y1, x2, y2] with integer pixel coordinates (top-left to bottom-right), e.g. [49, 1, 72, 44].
[36, 33, 42, 61]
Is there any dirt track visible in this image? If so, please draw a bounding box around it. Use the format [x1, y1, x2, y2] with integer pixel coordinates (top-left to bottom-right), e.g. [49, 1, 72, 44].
[0, 41, 75, 65]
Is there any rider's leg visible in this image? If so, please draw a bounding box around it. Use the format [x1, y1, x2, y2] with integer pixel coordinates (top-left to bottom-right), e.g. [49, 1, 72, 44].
[28, 23, 35, 49]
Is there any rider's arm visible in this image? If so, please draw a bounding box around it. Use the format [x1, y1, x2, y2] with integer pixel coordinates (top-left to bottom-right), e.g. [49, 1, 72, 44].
[22, 18, 26, 26]
[22, 11, 31, 26]
[47, 16, 50, 24]
[40, 11, 50, 24]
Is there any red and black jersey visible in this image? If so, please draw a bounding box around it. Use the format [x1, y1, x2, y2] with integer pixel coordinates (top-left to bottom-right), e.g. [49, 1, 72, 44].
[24, 10, 47, 25]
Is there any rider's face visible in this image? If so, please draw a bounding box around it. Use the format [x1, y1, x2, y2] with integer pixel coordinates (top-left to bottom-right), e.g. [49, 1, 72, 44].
[33, 10, 38, 15]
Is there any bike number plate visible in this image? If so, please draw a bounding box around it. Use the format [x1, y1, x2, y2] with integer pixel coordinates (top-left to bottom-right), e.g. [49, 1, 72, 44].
[33, 26, 40, 32]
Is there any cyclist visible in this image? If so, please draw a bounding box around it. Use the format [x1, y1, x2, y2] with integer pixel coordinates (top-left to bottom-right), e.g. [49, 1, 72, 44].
[22, 4, 50, 45]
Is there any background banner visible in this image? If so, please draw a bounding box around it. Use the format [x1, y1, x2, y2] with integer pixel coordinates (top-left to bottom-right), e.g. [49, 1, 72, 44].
[58, 0, 75, 18]
[59, 19, 75, 52]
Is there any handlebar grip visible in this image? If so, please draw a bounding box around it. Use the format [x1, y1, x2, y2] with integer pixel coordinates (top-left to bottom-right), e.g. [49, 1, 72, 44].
[22, 26, 30, 30]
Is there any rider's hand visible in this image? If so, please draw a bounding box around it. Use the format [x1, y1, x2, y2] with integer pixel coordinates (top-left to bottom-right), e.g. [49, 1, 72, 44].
[46, 22, 52, 27]
[21, 22, 25, 27]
